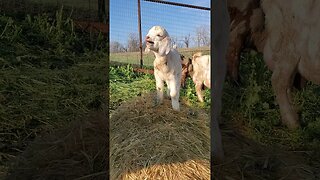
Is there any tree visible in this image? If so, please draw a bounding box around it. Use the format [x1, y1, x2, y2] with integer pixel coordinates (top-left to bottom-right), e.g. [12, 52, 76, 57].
[127, 33, 140, 52]
[183, 33, 191, 48]
[195, 25, 210, 47]
[170, 36, 178, 48]
[169, 36, 184, 48]
[110, 41, 125, 53]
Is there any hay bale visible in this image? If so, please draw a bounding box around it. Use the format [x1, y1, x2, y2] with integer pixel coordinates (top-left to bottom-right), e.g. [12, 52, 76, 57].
[6, 111, 108, 180]
[110, 93, 210, 179]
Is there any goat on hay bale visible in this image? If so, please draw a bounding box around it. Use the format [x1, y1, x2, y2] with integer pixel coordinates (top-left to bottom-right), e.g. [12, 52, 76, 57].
[110, 92, 210, 180]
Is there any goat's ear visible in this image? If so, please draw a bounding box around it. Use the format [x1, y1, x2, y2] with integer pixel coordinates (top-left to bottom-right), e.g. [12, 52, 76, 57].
[158, 37, 171, 56]
[188, 64, 193, 72]
[192, 52, 202, 60]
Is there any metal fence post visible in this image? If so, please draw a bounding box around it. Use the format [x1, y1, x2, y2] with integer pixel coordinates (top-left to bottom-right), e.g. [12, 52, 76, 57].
[138, 0, 143, 68]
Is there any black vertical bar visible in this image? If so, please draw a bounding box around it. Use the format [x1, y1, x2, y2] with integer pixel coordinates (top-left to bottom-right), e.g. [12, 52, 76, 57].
[138, 0, 143, 68]
[143, 0, 210, 11]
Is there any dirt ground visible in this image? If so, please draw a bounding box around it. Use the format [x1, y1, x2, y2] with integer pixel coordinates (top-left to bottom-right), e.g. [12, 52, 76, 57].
[213, 122, 320, 180]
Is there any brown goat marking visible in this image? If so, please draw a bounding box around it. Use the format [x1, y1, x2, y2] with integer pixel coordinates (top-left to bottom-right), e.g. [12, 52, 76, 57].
[228, 1, 307, 89]
[227, 0, 263, 83]
[180, 55, 193, 88]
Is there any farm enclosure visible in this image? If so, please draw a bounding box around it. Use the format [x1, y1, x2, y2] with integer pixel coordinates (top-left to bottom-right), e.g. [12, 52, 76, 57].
[0, 0, 319, 179]
[110, 1, 320, 178]
[110, 0, 210, 67]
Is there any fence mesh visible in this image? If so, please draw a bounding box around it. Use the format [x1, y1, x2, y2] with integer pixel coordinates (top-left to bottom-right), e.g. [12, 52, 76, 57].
[110, 0, 210, 68]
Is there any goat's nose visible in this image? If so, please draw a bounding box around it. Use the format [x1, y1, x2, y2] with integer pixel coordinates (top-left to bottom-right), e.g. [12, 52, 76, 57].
[145, 36, 150, 41]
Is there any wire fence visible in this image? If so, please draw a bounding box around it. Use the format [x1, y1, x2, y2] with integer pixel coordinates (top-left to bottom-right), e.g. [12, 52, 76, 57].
[110, 0, 210, 68]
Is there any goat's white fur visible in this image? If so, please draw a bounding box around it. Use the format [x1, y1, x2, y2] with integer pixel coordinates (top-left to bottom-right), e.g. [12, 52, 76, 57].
[261, 0, 320, 129]
[145, 26, 182, 111]
[188, 52, 211, 102]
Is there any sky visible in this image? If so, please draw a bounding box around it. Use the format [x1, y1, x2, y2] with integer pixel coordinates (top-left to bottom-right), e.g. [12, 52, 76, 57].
[110, 0, 210, 48]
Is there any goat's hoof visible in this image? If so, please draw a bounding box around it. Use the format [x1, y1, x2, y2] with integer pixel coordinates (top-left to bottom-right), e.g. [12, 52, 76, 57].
[164, 94, 171, 100]
[172, 104, 180, 111]
[173, 107, 180, 111]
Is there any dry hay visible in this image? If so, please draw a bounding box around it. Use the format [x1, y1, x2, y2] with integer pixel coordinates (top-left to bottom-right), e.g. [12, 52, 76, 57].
[6, 111, 108, 180]
[213, 125, 320, 180]
[110, 92, 210, 180]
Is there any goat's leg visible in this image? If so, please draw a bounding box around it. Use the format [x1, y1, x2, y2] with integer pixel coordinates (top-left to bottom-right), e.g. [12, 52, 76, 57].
[165, 80, 171, 99]
[227, 25, 247, 85]
[204, 79, 211, 89]
[195, 82, 204, 102]
[154, 74, 164, 106]
[227, 40, 241, 84]
[181, 70, 187, 88]
[168, 80, 180, 111]
[272, 62, 300, 129]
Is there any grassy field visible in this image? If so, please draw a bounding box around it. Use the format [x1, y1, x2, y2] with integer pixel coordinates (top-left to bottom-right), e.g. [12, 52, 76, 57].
[0, 10, 107, 177]
[1, 0, 100, 23]
[29, 0, 99, 10]
[110, 51, 320, 151]
[110, 47, 210, 67]
[109, 52, 320, 178]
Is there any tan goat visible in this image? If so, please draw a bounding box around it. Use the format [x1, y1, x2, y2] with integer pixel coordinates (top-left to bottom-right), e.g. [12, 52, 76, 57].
[181, 52, 211, 103]
[261, 0, 320, 129]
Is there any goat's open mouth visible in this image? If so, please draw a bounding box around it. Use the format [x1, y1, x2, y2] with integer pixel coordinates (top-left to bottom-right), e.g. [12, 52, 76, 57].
[146, 40, 154, 44]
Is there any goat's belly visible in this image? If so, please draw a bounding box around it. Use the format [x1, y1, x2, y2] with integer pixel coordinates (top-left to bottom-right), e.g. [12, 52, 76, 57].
[298, 59, 320, 85]
[154, 69, 175, 81]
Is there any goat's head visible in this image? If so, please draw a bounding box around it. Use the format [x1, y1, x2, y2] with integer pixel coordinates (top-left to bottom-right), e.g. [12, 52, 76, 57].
[192, 52, 203, 62]
[145, 26, 171, 56]
[187, 51, 205, 77]
[180, 54, 193, 88]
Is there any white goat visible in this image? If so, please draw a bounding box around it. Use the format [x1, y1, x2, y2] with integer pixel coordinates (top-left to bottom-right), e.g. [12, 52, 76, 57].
[185, 52, 211, 103]
[145, 26, 182, 111]
[261, 0, 320, 129]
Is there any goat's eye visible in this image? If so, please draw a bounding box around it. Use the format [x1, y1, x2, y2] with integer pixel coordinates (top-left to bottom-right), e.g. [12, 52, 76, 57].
[157, 34, 162, 37]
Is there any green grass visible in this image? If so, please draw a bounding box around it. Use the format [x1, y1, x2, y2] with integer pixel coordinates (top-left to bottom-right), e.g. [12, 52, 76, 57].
[109, 63, 211, 112]
[222, 52, 320, 155]
[109, 50, 320, 160]
[29, 0, 99, 10]
[0, 11, 107, 177]
[110, 47, 210, 67]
